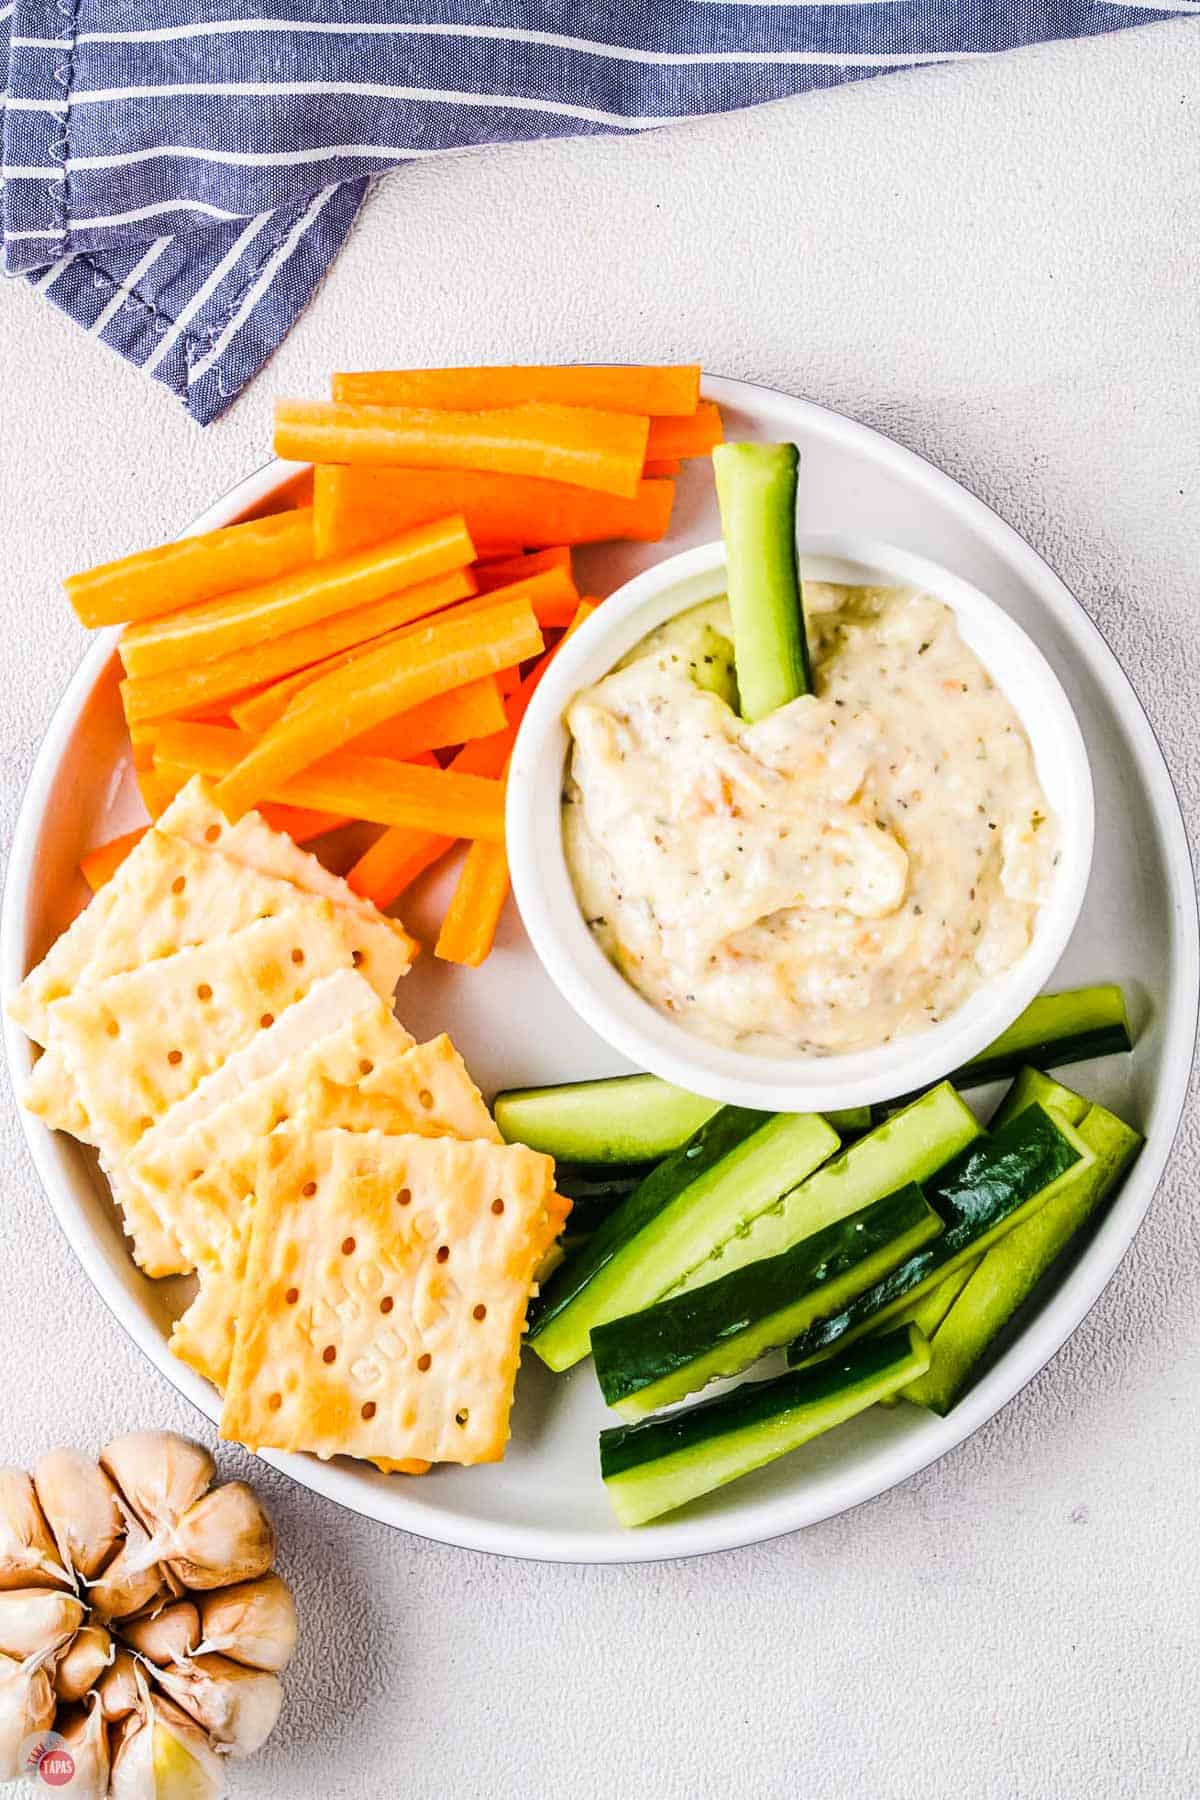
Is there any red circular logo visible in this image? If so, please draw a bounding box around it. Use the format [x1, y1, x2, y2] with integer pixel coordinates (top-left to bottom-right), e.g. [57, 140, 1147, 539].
[36, 1746, 76, 1788]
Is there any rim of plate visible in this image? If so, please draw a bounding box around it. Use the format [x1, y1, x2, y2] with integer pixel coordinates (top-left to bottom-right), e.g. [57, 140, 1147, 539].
[3, 376, 1195, 1564]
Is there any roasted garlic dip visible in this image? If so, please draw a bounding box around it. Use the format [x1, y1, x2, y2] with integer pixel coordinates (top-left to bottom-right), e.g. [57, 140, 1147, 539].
[562, 586, 1059, 1057]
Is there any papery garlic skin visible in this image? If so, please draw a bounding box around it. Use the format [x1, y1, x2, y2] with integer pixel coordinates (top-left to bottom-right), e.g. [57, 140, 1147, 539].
[0, 1587, 85, 1661]
[96, 1648, 141, 1722]
[34, 1449, 125, 1583]
[151, 1652, 283, 1758]
[109, 1686, 227, 1800]
[54, 1623, 115, 1704]
[0, 1467, 70, 1592]
[100, 1435, 215, 1540]
[195, 1574, 297, 1673]
[163, 1484, 275, 1592]
[124, 1601, 200, 1667]
[0, 1649, 56, 1781]
[55, 1695, 112, 1799]
[90, 1515, 170, 1623]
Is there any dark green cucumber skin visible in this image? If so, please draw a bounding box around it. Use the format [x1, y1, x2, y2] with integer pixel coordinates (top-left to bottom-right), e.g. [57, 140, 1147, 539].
[600, 1326, 922, 1481]
[554, 1165, 650, 1230]
[528, 1107, 766, 1339]
[592, 1182, 933, 1409]
[786, 1103, 1083, 1366]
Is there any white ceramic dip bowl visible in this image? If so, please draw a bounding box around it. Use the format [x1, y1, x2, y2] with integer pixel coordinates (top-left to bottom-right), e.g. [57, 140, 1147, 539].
[507, 534, 1095, 1114]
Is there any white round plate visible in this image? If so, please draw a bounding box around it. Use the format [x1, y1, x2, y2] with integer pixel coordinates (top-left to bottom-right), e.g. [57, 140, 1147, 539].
[4, 377, 1196, 1563]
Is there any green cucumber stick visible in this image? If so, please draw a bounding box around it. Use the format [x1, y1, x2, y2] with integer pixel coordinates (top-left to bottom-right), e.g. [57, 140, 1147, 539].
[712, 441, 811, 719]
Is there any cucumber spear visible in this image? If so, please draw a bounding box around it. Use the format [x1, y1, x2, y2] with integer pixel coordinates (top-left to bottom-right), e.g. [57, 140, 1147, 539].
[712, 441, 811, 720]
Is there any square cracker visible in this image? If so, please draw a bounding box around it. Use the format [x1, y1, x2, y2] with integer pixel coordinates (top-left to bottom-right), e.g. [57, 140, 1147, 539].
[220, 1127, 562, 1467]
[8, 776, 413, 1047]
[154, 1029, 499, 1390]
[43, 905, 363, 1276]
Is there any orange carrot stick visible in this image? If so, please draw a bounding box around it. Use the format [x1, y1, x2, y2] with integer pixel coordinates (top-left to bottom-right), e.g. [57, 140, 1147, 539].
[276, 400, 649, 500]
[137, 765, 189, 819]
[349, 675, 506, 757]
[119, 514, 474, 679]
[313, 465, 673, 559]
[645, 402, 724, 461]
[347, 829, 457, 908]
[120, 567, 476, 725]
[643, 458, 681, 478]
[79, 827, 149, 892]
[154, 737, 507, 840]
[211, 596, 543, 821]
[435, 839, 510, 967]
[427, 566, 580, 634]
[472, 546, 572, 592]
[65, 509, 314, 629]
[258, 803, 349, 842]
[331, 365, 702, 416]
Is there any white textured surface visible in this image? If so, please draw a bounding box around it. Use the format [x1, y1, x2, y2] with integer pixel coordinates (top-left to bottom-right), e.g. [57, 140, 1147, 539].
[2, 22, 1199, 1798]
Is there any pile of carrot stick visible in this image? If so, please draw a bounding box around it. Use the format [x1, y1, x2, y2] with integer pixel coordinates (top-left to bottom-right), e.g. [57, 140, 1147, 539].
[63, 364, 722, 967]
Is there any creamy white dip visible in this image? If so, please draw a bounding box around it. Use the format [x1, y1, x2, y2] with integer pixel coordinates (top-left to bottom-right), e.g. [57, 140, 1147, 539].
[562, 584, 1058, 1057]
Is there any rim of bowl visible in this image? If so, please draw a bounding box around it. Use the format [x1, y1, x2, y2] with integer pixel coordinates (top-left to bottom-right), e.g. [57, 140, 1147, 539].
[507, 533, 1096, 1113]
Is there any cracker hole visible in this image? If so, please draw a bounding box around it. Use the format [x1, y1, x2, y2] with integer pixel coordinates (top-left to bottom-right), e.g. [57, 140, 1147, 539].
[167, 1049, 182, 1066]
[204, 824, 221, 844]
[491, 1199, 505, 1216]
[189, 1169, 203, 1183]
[138, 1116, 154, 1133]
[396, 1188, 411, 1207]
[285, 1287, 299, 1305]
[171, 876, 186, 895]
[268, 1393, 282, 1411]
[196, 984, 213, 1001]
[260, 1013, 274, 1029]
[290, 947, 305, 965]
[416, 1354, 432, 1372]
[322, 1346, 337, 1365]
[455, 1409, 469, 1428]
[436, 1246, 449, 1264]
[472, 1304, 487, 1321]
[341, 1236, 357, 1256]
[361, 1402, 377, 1421]
[106, 1020, 119, 1038]
[379, 1297, 394, 1315]
[418, 1089, 434, 1110]
[351, 950, 364, 968]
[301, 1182, 317, 1198]
[358, 1059, 374, 1077]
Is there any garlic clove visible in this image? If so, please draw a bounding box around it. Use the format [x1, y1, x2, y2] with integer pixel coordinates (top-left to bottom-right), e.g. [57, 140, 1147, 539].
[0, 1649, 56, 1782]
[0, 1467, 71, 1592]
[54, 1623, 115, 1704]
[151, 1653, 282, 1758]
[54, 1697, 112, 1799]
[123, 1601, 200, 1667]
[195, 1573, 297, 1673]
[0, 1587, 85, 1661]
[163, 1484, 275, 1592]
[110, 1684, 226, 1800]
[34, 1448, 125, 1583]
[100, 1434, 215, 1539]
[89, 1514, 169, 1623]
[95, 1648, 141, 1723]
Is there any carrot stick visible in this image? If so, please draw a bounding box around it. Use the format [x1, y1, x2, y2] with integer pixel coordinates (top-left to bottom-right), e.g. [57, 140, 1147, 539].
[119, 514, 474, 679]
[276, 400, 649, 500]
[79, 827, 149, 892]
[472, 546, 572, 592]
[425, 567, 580, 634]
[331, 365, 702, 416]
[211, 596, 544, 821]
[346, 829, 457, 908]
[120, 567, 476, 725]
[350, 675, 506, 757]
[645, 402, 724, 461]
[154, 739, 507, 840]
[643, 458, 681, 478]
[137, 765, 188, 819]
[435, 840, 510, 967]
[258, 803, 349, 842]
[313, 465, 673, 559]
[65, 509, 314, 629]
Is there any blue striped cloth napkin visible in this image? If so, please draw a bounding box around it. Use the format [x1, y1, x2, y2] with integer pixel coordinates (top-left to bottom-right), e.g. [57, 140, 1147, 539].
[1, 2, 1193, 423]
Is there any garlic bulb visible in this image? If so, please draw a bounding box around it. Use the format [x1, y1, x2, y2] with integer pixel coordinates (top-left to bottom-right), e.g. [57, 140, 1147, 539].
[0, 1588, 85, 1661]
[55, 1697, 112, 1800]
[55, 1624, 114, 1704]
[195, 1575, 297, 1673]
[89, 1517, 168, 1624]
[122, 1602, 199, 1667]
[109, 1686, 226, 1800]
[0, 1649, 56, 1782]
[151, 1653, 282, 1758]
[0, 1467, 70, 1592]
[99, 1436, 215, 1541]
[163, 1485, 274, 1592]
[96, 1649, 140, 1723]
[35, 1450, 125, 1583]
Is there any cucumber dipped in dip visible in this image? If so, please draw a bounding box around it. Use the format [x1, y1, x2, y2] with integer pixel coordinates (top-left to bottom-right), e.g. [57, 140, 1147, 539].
[561, 584, 1059, 1058]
